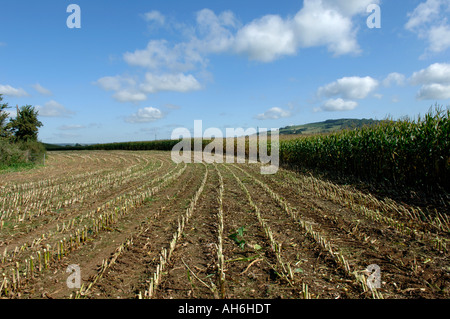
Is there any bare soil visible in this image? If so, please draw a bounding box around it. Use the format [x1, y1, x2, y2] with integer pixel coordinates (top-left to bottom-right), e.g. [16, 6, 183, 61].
[1, 151, 448, 299]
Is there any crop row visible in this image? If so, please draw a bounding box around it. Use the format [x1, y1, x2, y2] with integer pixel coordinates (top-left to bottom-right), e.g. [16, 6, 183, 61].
[232, 164, 384, 299]
[280, 107, 449, 191]
[0, 157, 163, 224]
[214, 164, 226, 298]
[0, 151, 147, 193]
[140, 164, 208, 299]
[274, 169, 448, 252]
[1, 161, 183, 264]
[0, 163, 188, 297]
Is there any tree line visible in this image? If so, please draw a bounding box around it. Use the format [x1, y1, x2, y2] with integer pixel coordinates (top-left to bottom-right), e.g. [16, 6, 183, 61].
[0, 94, 45, 169]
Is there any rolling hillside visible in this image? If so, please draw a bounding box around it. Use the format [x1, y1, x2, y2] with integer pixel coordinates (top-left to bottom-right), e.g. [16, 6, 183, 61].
[278, 119, 382, 136]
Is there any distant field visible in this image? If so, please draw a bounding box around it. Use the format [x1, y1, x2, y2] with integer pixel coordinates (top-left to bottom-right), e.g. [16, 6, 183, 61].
[44, 109, 449, 193]
[278, 119, 382, 136]
[0, 151, 448, 299]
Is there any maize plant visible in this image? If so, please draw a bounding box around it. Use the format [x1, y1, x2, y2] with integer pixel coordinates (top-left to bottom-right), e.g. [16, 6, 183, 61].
[279, 107, 449, 191]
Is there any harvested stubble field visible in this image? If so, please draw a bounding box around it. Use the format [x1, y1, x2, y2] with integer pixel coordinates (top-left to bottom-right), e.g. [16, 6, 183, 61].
[0, 151, 448, 299]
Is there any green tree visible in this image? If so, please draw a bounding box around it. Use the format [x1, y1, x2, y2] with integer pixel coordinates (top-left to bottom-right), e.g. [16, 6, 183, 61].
[8, 105, 43, 141]
[0, 94, 11, 138]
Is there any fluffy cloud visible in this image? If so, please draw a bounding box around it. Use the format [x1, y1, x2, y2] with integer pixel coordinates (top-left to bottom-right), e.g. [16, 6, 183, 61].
[126, 107, 165, 123]
[99, 2, 379, 101]
[416, 84, 450, 100]
[234, 15, 297, 62]
[125, 1, 376, 69]
[292, 0, 363, 56]
[255, 107, 292, 120]
[317, 76, 379, 100]
[234, 0, 376, 61]
[383, 73, 406, 87]
[139, 73, 202, 94]
[95, 72, 201, 103]
[315, 75, 379, 112]
[410, 63, 450, 85]
[427, 24, 450, 53]
[410, 63, 450, 100]
[0, 84, 29, 97]
[112, 90, 147, 103]
[123, 40, 191, 71]
[95, 76, 136, 91]
[405, 0, 444, 30]
[321, 98, 358, 112]
[36, 100, 75, 118]
[194, 9, 239, 54]
[405, 0, 450, 54]
[125, 9, 238, 71]
[95, 75, 147, 103]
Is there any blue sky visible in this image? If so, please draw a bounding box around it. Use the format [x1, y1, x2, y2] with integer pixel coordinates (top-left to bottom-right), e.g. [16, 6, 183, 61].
[1, 0, 449, 143]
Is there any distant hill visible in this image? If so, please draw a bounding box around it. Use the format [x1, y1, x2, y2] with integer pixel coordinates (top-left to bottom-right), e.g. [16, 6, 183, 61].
[278, 118, 382, 136]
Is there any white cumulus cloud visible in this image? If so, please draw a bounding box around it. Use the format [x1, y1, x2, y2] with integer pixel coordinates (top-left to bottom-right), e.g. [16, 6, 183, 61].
[234, 0, 376, 61]
[98, 2, 380, 102]
[112, 90, 147, 103]
[416, 83, 450, 100]
[317, 76, 379, 100]
[410, 63, 450, 100]
[383, 73, 406, 87]
[405, 0, 450, 55]
[95, 76, 136, 91]
[410, 62, 450, 85]
[140, 73, 202, 94]
[126, 107, 165, 123]
[123, 40, 190, 71]
[405, 0, 444, 30]
[234, 15, 297, 62]
[427, 24, 450, 53]
[255, 107, 292, 120]
[321, 98, 358, 112]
